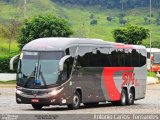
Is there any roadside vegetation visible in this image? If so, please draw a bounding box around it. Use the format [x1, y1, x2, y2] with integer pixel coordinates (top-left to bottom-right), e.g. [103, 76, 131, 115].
[147, 72, 157, 77]
[0, 80, 16, 84]
[147, 72, 160, 83]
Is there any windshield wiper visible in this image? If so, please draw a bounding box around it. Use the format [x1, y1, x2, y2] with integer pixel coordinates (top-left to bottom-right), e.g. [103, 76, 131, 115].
[24, 65, 37, 87]
[38, 64, 47, 87]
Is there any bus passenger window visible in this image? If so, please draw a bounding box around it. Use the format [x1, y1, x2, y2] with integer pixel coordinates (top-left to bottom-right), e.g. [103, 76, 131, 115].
[76, 47, 90, 68]
[139, 49, 147, 67]
[132, 49, 140, 67]
[124, 49, 132, 67]
[99, 47, 111, 67]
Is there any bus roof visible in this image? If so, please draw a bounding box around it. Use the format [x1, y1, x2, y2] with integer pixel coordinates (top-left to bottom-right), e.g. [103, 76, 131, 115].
[22, 37, 146, 51]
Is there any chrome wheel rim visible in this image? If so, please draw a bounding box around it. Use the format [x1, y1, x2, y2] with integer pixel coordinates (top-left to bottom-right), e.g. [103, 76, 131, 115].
[73, 95, 79, 106]
[129, 92, 133, 103]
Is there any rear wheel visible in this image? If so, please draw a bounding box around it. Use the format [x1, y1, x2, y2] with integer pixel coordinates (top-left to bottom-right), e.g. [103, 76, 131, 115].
[32, 104, 43, 110]
[127, 88, 135, 105]
[68, 91, 80, 110]
[119, 89, 127, 106]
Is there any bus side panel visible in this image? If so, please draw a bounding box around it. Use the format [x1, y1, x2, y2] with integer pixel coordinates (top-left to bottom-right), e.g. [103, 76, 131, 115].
[101, 67, 147, 102]
[134, 65, 147, 100]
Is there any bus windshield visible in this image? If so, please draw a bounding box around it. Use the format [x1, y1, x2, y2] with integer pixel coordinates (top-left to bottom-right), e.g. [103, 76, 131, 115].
[17, 51, 64, 88]
[153, 53, 160, 64]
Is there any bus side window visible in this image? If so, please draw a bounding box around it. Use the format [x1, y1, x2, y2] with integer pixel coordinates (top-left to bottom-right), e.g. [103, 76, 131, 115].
[117, 49, 125, 67]
[99, 47, 111, 67]
[132, 49, 140, 67]
[110, 48, 118, 67]
[124, 49, 132, 67]
[76, 47, 90, 69]
[65, 48, 70, 55]
[139, 49, 147, 67]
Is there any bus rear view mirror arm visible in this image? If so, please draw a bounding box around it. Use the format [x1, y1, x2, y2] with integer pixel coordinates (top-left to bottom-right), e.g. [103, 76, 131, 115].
[59, 55, 71, 71]
[10, 54, 20, 71]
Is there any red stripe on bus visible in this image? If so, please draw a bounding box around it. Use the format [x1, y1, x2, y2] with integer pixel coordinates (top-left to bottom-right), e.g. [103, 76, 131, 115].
[103, 67, 133, 101]
[115, 44, 133, 49]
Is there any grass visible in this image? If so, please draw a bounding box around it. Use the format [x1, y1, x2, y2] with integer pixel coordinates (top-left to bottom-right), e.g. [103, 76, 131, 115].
[0, 80, 16, 84]
[147, 72, 156, 77]
[0, 37, 19, 57]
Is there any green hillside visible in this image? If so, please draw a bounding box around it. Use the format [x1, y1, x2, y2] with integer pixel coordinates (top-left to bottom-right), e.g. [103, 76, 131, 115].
[0, 0, 160, 56]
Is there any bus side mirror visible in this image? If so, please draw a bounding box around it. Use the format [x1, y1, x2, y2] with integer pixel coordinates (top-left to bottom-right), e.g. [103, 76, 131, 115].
[59, 55, 71, 71]
[10, 55, 20, 71]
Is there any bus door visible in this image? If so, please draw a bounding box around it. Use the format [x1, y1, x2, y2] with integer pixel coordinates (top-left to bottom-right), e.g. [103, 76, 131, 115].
[73, 46, 96, 102]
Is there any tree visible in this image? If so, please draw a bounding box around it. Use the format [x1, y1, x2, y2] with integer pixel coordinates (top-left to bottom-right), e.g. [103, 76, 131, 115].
[113, 24, 149, 44]
[0, 19, 21, 52]
[144, 17, 148, 23]
[90, 14, 95, 19]
[18, 14, 73, 49]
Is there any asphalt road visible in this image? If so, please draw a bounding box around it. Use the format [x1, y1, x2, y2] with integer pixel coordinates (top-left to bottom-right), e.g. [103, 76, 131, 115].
[0, 84, 160, 114]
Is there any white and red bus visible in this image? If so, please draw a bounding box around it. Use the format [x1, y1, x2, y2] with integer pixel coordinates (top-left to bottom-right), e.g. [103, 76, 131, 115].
[16, 38, 147, 110]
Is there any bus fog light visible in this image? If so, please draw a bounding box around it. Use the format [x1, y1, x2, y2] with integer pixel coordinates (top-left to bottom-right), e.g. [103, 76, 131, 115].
[62, 99, 66, 104]
[48, 88, 64, 96]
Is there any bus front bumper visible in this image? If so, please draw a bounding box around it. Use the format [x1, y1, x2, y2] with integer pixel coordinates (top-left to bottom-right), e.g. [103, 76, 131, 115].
[16, 93, 62, 105]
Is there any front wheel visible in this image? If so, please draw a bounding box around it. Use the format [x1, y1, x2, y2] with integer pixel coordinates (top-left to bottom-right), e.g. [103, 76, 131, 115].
[32, 104, 43, 110]
[68, 91, 80, 110]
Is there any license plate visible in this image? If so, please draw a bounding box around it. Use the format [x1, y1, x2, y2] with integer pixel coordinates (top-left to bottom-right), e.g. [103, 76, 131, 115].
[31, 99, 39, 103]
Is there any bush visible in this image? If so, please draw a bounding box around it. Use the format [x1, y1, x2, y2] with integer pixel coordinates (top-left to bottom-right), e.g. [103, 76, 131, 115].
[90, 19, 97, 25]
[0, 54, 18, 73]
[119, 19, 127, 25]
[107, 17, 112, 22]
[113, 24, 149, 44]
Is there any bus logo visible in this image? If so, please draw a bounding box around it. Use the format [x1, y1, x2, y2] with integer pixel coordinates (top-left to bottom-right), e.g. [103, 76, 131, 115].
[122, 71, 139, 88]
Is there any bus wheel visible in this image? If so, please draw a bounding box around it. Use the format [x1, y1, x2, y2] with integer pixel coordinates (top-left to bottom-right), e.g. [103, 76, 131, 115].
[120, 89, 127, 106]
[32, 104, 43, 110]
[127, 89, 134, 105]
[68, 91, 80, 110]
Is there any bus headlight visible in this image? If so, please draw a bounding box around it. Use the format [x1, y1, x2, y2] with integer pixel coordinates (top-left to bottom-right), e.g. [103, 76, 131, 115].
[48, 87, 64, 96]
[16, 89, 23, 95]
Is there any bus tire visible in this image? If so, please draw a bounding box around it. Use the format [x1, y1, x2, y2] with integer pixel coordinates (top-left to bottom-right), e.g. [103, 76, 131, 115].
[120, 89, 127, 106]
[32, 104, 43, 110]
[127, 88, 135, 105]
[68, 91, 80, 110]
